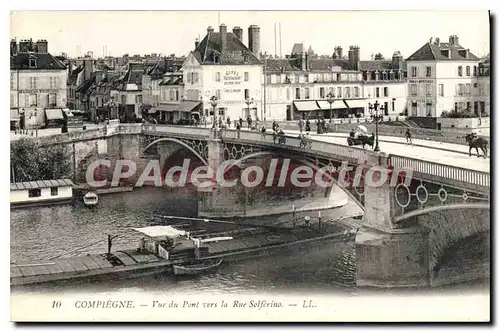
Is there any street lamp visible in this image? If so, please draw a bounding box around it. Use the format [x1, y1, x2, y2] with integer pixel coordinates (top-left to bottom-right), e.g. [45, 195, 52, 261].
[369, 100, 384, 152]
[326, 92, 335, 122]
[210, 96, 218, 130]
[245, 97, 254, 120]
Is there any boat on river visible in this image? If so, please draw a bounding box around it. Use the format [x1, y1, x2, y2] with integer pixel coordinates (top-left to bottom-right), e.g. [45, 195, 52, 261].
[83, 192, 98, 207]
[173, 258, 223, 276]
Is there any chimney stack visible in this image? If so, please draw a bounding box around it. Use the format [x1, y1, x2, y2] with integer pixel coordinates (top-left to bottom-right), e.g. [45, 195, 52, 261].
[19, 39, 30, 53]
[195, 38, 200, 49]
[391, 51, 403, 70]
[207, 26, 214, 34]
[449, 35, 459, 46]
[10, 39, 17, 56]
[220, 24, 227, 51]
[435, 37, 440, 45]
[233, 26, 243, 42]
[248, 25, 260, 57]
[35, 39, 48, 53]
[334, 46, 343, 59]
[348, 46, 360, 71]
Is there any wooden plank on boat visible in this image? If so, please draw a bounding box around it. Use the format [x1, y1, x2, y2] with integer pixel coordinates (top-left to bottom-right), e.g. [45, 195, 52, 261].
[129, 253, 153, 263]
[10, 266, 23, 278]
[44, 262, 64, 275]
[89, 255, 113, 268]
[30, 265, 51, 276]
[79, 256, 101, 270]
[67, 258, 90, 272]
[18, 266, 37, 277]
[205, 242, 228, 254]
[239, 237, 265, 248]
[114, 252, 137, 266]
[54, 259, 76, 273]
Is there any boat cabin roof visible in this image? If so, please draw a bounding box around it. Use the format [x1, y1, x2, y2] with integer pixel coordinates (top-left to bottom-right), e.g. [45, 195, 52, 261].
[10, 179, 74, 191]
[133, 225, 186, 239]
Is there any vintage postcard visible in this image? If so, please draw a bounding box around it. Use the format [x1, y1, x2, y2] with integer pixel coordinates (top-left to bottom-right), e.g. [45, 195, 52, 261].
[9, 10, 490, 322]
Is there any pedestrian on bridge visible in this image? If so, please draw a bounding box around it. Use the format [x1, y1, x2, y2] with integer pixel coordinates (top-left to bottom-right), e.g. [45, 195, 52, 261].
[247, 116, 252, 129]
[405, 129, 413, 145]
[298, 118, 304, 133]
[236, 123, 241, 139]
[305, 119, 311, 133]
[261, 125, 266, 141]
[226, 116, 231, 128]
[239, 117, 243, 128]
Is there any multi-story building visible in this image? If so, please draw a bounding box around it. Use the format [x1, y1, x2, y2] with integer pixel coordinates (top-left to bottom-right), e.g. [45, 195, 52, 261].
[263, 44, 407, 120]
[405, 35, 482, 124]
[10, 38, 68, 129]
[183, 24, 263, 123]
[477, 55, 490, 116]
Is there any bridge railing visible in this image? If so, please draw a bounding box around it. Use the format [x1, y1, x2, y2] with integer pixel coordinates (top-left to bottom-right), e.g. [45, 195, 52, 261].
[136, 124, 490, 189]
[389, 154, 490, 188]
[223, 130, 370, 164]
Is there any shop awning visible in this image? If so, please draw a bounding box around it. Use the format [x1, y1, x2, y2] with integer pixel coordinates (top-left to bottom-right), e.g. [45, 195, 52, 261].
[156, 104, 180, 112]
[45, 108, 65, 120]
[179, 101, 201, 113]
[10, 109, 20, 121]
[317, 100, 347, 110]
[293, 101, 320, 111]
[343, 100, 367, 109]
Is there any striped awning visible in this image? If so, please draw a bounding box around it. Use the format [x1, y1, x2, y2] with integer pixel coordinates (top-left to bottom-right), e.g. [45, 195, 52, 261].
[156, 104, 179, 112]
[293, 101, 319, 111]
[343, 100, 367, 109]
[317, 100, 347, 110]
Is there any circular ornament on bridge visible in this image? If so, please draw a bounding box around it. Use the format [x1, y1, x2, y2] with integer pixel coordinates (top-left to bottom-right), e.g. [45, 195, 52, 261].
[327, 162, 335, 173]
[395, 183, 411, 208]
[437, 187, 448, 203]
[462, 192, 469, 202]
[231, 147, 238, 159]
[223, 147, 230, 161]
[416, 185, 429, 205]
[197, 142, 204, 153]
[353, 174, 365, 197]
[240, 146, 246, 156]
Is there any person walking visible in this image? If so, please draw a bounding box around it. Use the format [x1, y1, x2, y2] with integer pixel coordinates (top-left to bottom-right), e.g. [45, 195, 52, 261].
[236, 122, 241, 139]
[298, 118, 304, 133]
[261, 125, 266, 141]
[226, 116, 231, 128]
[247, 115, 252, 129]
[405, 129, 413, 145]
[239, 117, 243, 128]
[305, 119, 311, 133]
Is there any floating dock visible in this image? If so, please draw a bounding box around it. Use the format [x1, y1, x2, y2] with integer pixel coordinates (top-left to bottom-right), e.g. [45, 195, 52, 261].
[11, 223, 355, 287]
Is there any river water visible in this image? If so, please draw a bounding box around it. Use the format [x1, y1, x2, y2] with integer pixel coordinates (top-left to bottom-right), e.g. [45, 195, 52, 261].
[10, 187, 489, 295]
[11, 187, 358, 295]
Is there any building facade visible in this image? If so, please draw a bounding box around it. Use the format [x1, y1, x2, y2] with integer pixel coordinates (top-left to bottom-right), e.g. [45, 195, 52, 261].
[405, 35, 484, 120]
[182, 24, 263, 123]
[10, 38, 68, 129]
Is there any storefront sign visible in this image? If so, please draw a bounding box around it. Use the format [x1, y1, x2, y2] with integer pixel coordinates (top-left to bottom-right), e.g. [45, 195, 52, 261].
[224, 71, 241, 85]
[224, 89, 241, 94]
[408, 79, 433, 84]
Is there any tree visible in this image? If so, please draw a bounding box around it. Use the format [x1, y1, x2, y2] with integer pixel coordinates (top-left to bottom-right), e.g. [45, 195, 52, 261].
[11, 138, 71, 182]
[374, 53, 385, 60]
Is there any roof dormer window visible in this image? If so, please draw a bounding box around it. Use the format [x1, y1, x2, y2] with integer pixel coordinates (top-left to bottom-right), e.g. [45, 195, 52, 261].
[29, 55, 37, 68]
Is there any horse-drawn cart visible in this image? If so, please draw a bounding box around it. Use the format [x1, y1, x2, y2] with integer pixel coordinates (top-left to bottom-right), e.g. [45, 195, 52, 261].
[347, 134, 375, 149]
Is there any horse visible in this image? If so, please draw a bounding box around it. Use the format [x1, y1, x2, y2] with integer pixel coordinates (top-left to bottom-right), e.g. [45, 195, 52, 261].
[347, 134, 375, 150]
[465, 134, 488, 158]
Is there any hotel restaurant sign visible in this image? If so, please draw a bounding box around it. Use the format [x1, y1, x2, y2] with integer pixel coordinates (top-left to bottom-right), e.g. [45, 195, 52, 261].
[408, 79, 434, 84]
[224, 71, 241, 85]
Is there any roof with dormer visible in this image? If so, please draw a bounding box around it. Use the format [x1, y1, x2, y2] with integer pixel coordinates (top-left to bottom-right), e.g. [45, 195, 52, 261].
[406, 41, 480, 61]
[191, 31, 261, 65]
[10, 52, 67, 70]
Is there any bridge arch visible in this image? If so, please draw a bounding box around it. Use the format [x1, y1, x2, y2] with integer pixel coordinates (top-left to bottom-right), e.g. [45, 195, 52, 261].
[143, 137, 208, 166]
[220, 150, 365, 211]
[394, 203, 490, 223]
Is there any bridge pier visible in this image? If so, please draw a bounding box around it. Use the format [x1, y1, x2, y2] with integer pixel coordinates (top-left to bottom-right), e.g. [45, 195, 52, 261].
[355, 152, 430, 288]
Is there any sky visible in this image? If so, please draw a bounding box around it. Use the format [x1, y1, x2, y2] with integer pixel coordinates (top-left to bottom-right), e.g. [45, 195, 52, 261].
[10, 11, 490, 60]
